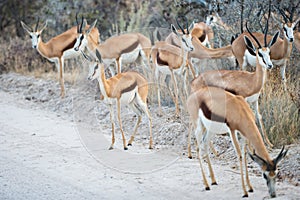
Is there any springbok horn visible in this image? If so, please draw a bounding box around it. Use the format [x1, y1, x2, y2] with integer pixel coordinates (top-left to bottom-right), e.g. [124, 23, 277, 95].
[176, 15, 186, 34]
[246, 22, 262, 49]
[35, 17, 40, 32]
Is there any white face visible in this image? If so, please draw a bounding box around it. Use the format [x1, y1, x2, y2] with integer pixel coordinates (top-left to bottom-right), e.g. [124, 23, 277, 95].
[283, 23, 295, 42]
[25, 31, 40, 49]
[257, 48, 273, 70]
[181, 34, 194, 52]
[87, 61, 100, 81]
[263, 170, 278, 198]
[206, 15, 217, 26]
[74, 33, 88, 51]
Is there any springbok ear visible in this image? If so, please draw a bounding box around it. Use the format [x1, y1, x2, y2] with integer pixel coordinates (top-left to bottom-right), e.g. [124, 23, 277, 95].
[39, 21, 48, 33]
[268, 31, 279, 48]
[20, 21, 33, 34]
[249, 151, 268, 170]
[244, 35, 256, 56]
[171, 24, 178, 35]
[293, 18, 300, 30]
[273, 146, 288, 166]
[87, 19, 97, 35]
[95, 49, 103, 63]
[188, 20, 195, 32]
[80, 50, 93, 62]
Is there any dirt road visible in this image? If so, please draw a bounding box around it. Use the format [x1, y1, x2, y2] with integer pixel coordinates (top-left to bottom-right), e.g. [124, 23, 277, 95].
[0, 77, 299, 199]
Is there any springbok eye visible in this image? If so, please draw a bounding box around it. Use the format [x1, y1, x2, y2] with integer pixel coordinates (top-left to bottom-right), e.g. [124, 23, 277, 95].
[283, 26, 287, 32]
[94, 65, 98, 70]
[80, 35, 84, 40]
[258, 51, 263, 58]
[29, 35, 32, 39]
[37, 35, 40, 38]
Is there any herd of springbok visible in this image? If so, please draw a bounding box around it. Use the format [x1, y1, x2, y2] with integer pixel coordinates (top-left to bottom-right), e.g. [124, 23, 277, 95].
[20, 2, 299, 198]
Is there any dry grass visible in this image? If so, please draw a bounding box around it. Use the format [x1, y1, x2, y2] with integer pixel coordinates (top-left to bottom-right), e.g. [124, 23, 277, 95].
[0, 34, 299, 147]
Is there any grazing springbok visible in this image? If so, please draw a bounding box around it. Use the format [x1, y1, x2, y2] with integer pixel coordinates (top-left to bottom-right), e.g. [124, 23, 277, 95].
[151, 16, 194, 116]
[83, 49, 153, 150]
[21, 16, 100, 97]
[188, 22, 279, 158]
[232, 4, 300, 90]
[187, 86, 288, 198]
[73, 19, 152, 75]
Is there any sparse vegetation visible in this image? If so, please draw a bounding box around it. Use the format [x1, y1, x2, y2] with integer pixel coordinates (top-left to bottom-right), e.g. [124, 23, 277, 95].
[0, 0, 299, 147]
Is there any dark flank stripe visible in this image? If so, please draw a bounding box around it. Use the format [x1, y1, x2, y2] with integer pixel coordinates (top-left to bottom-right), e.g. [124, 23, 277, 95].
[198, 30, 207, 43]
[225, 88, 237, 95]
[156, 52, 169, 66]
[62, 38, 77, 52]
[200, 102, 227, 124]
[121, 80, 137, 94]
[120, 40, 139, 54]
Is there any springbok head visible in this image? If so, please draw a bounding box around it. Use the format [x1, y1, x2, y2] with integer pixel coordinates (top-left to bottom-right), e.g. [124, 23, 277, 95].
[172, 15, 194, 52]
[244, 2, 279, 70]
[74, 14, 97, 51]
[249, 146, 288, 198]
[21, 18, 47, 49]
[277, 5, 300, 42]
[81, 49, 102, 81]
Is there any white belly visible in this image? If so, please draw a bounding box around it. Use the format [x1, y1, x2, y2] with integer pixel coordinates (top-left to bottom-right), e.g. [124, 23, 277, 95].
[103, 58, 115, 66]
[244, 50, 256, 67]
[157, 65, 182, 75]
[63, 48, 81, 59]
[245, 93, 260, 103]
[271, 59, 285, 67]
[119, 86, 137, 104]
[199, 109, 230, 134]
[121, 45, 140, 64]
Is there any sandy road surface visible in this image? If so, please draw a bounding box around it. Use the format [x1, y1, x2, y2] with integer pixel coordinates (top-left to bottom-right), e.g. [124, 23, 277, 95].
[0, 90, 299, 200]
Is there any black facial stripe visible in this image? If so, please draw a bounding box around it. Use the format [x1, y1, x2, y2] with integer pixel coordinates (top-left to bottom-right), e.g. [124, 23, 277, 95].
[91, 64, 98, 77]
[258, 51, 267, 65]
[182, 38, 189, 48]
[77, 35, 84, 48]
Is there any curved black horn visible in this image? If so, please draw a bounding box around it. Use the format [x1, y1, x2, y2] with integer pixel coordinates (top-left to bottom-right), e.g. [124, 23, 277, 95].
[182, 15, 189, 34]
[277, 7, 288, 23]
[35, 17, 40, 32]
[76, 12, 79, 33]
[176, 15, 186, 34]
[274, 146, 288, 165]
[245, 22, 262, 48]
[79, 15, 84, 33]
[264, 0, 271, 47]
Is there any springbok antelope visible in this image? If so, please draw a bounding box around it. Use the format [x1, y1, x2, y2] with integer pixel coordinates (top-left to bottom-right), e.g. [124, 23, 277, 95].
[73, 19, 152, 75]
[151, 16, 194, 116]
[232, 6, 300, 90]
[21, 16, 100, 97]
[188, 22, 279, 158]
[294, 30, 300, 52]
[165, 27, 234, 77]
[165, 20, 214, 49]
[187, 86, 288, 198]
[83, 49, 153, 150]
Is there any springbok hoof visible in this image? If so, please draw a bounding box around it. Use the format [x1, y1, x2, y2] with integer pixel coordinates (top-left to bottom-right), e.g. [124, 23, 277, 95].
[108, 146, 114, 150]
[249, 189, 254, 193]
[127, 143, 132, 146]
[124, 147, 128, 150]
[205, 187, 210, 191]
[242, 193, 248, 198]
[211, 182, 218, 185]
